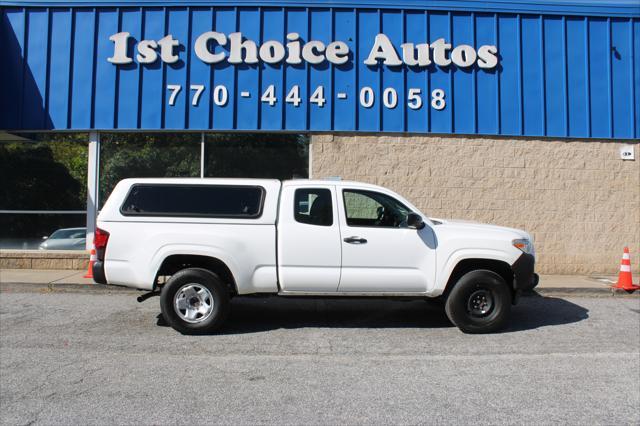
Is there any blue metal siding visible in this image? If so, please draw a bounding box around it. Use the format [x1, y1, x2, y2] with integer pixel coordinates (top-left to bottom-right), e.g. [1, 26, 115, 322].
[211, 7, 236, 130]
[475, 13, 498, 135]
[2, 10, 25, 129]
[23, 9, 48, 130]
[428, 12, 450, 134]
[70, 9, 95, 128]
[49, 9, 73, 129]
[1, 6, 638, 138]
[565, 17, 588, 138]
[235, 8, 259, 130]
[405, 10, 428, 134]
[4, 1, 639, 19]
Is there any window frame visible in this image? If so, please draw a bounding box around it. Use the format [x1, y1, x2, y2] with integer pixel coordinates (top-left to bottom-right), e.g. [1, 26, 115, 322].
[341, 188, 412, 229]
[293, 187, 334, 227]
[119, 183, 266, 219]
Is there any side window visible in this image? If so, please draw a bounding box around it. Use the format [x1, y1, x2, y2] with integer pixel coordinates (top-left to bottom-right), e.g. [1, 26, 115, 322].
[294, 188, 333, 226]
[343, 189, 411, 228]
[120, 185, 264, 218]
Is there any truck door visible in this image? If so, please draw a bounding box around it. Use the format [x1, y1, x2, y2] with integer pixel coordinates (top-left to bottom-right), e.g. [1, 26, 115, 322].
[277, 184, 341, 292]
[337, 188, 434, 293]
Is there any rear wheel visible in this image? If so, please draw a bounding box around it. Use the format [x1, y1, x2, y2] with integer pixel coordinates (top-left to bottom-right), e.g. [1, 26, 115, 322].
[445, 270, 511, 334]
[160, 268, 230, 334]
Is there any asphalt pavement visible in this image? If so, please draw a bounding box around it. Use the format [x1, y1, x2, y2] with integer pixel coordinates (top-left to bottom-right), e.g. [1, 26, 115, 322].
[1, 285, 639, 425]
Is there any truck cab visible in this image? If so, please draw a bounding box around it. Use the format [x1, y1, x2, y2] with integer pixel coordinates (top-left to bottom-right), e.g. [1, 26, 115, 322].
[94, 178, 538, 334]
[278, 180, 437, 294]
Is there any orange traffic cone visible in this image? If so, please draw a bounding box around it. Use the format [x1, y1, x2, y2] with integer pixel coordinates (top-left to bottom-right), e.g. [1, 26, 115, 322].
[612, 247, 639, 291]
[84, 248, 96, 279]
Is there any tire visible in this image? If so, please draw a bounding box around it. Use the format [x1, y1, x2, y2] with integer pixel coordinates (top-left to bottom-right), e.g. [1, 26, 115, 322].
[159, 268, 230, 335]
[444, 269, 511, 334]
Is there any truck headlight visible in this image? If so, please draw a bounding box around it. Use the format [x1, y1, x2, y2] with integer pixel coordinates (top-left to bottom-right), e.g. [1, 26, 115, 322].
[512, 239, 534, 255]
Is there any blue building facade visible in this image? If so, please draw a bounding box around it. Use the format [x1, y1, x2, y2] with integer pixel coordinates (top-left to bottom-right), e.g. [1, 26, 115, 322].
[1, 0, 639, 138]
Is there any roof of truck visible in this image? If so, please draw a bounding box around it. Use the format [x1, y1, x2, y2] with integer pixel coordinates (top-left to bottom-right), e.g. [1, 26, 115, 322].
[114, 177, 390, 193]
[113, 176, 390, 192]
[115, 177, 377, 185]
[284, 178, 385, 190]
[116, 177, 281, 185]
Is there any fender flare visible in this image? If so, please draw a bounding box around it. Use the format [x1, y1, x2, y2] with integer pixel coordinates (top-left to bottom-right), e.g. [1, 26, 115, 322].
[148, 244, 241, 291]
[435, 248, 518, 294]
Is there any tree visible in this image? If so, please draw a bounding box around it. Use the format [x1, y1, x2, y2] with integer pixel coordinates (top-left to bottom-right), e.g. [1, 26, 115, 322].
[98, 133, 309, 206]
[99, 133, 201, 207]
[0, 139, 86, 238]
[204, 133, 309, 179]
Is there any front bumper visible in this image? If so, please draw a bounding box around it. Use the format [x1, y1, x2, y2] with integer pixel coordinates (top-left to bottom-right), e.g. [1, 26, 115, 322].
[512, 253, 538, 291]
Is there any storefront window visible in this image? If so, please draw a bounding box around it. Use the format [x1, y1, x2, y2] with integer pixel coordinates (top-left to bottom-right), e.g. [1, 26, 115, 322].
[0, 133, 88, 249]
[1, 132, 309, 250]
[204, 134, 308, 179]
[99, 133, 201, 208]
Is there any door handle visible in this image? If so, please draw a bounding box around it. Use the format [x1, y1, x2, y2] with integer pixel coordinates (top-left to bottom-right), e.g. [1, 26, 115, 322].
[344, 236, 367, 244]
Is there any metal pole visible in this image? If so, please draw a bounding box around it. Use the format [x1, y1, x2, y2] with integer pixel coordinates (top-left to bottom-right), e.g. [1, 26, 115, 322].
[308, 136, 313, 179]
[86, 132, 100, 250]
[200, 132, 205, 178]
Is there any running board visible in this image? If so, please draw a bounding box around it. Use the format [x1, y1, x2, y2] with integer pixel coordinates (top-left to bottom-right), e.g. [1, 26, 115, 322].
[277, 290, 431, 297]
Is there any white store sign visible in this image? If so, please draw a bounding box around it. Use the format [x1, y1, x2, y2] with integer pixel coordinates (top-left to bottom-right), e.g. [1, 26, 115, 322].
[620, 145, 635, 160]
[107, 31, 499, 70]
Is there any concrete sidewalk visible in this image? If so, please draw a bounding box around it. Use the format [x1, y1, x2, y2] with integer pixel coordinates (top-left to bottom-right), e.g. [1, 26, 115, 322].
[1, 269, 94, 285]
[0, 269, 130, 292]
[1, 268, 638, 297]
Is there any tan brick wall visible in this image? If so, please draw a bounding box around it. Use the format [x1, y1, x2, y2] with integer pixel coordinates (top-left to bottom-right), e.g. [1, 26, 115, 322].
[311, 134, 640, 275]
[0, 250, 89, 270]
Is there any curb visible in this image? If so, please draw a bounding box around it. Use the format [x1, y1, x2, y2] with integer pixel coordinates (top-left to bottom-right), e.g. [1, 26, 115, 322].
[527, 288, 640, 298]
[48, 282, 137, 292]
[0, 282, 138, 293]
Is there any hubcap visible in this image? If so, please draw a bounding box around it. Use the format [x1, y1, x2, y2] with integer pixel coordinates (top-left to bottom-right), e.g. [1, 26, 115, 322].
[173, 283, 214, 324]
[467, 289, 494, 317]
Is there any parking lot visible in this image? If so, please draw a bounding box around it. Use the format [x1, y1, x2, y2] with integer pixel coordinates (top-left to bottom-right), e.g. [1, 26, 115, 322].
[1, 285, 639, 425]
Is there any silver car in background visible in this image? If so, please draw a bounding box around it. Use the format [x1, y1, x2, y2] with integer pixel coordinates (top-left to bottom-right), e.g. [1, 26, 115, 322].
[39, 227, 86, 250]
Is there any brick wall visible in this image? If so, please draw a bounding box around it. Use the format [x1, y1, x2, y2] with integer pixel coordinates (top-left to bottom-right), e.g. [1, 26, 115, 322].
[311, 134, 640, 275]
[0, 250, 89, 270]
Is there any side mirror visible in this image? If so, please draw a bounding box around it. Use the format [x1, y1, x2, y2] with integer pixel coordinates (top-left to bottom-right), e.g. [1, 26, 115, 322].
[407, 213, 425, 230]
[42, 236, 48, 240]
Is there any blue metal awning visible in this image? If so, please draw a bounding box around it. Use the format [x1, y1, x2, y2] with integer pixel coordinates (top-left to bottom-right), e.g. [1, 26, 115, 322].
[1, 0, 638, 18]
[1, 2, 638, 138]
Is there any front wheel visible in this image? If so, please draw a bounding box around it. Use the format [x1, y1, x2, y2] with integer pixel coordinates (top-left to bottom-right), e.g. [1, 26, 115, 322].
[159, 268, 230, 334]
[445, 270, 511, 334]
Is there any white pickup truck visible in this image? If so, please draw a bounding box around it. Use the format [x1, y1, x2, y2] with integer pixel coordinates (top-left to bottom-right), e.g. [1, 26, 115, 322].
[93, 178, 538, 334]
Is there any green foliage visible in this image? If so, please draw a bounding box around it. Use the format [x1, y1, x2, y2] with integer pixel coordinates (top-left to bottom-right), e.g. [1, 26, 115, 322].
[0, 137, 87, 237]
[48, 134, 89, 201]
[0, 139, 85, 210]
[204, 133, 309, 179]
[99, 133, 309, 205]
[99, 133, 201, 206]
[0, 132, 309, 238]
